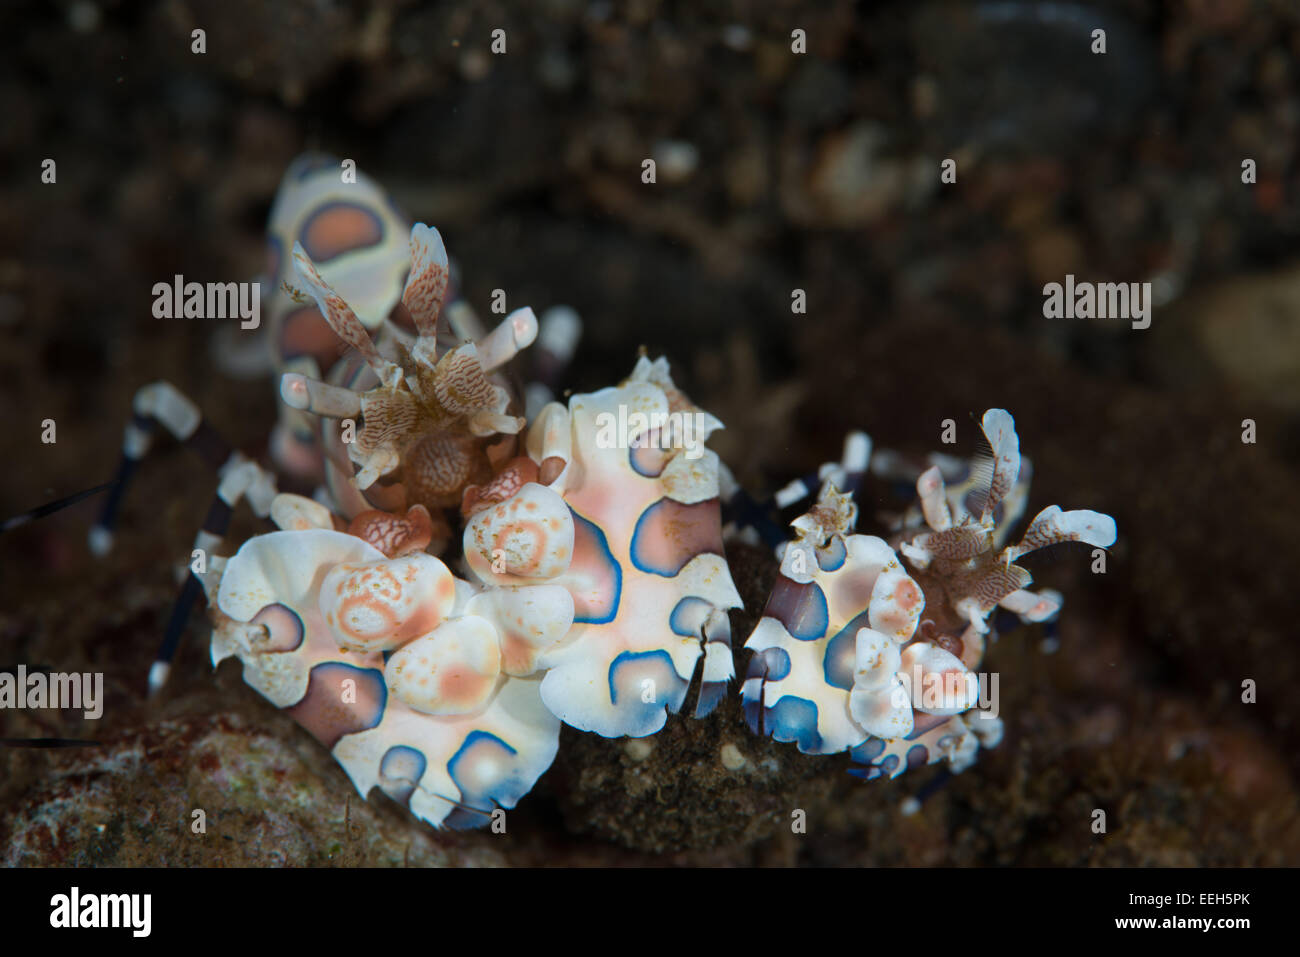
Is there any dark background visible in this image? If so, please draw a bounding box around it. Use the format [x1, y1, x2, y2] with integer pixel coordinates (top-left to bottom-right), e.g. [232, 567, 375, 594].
[0, 0, 1297, 864]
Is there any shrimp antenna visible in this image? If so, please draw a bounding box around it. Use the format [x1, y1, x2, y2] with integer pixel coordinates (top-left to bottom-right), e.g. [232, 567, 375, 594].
[1, 480, 118, 533]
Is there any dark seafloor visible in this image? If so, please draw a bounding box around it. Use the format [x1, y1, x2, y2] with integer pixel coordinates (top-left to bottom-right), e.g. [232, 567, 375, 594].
[1, 0, 1298, 865]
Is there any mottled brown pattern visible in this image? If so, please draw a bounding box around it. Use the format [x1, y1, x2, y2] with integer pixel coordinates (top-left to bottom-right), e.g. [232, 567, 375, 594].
[293, 251, 386, 368]
[433, 348, 499, 415]
[1018, 509, 1081, 553]
[357, 392, 423, 455]
[406, 430, 482, 506]
[971, 564, 1031, 610]
[347, 505, 435, 558]
[923, 525, 987, 560]
[402, 250, 449, 338]
[461, 456, 539, 517]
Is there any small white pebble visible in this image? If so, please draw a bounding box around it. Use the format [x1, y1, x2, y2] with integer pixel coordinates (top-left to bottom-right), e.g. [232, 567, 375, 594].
[899, 797, 921, 817]
[88, 525, 114, 557]
[653, 140, 699, 183]
[721, 24, 752, 51]
[624, 739, 654, 762]
[720, 742, 747, 770]
[68, 1, 101, 34]
[1040, 636, 1060, 655]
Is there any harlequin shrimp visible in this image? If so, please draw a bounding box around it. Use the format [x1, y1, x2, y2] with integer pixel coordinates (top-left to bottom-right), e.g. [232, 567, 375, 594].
[462, 356, 742, 738]
[739, 410, 1117, 781]
[31, 155, 740, 828]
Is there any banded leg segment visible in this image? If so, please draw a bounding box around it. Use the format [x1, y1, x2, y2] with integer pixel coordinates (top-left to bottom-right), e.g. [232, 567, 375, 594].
[724, 432, 871, 548]
[772, 431, 871, 510]
[151, 452, 278, 693]
[90, 381, 279, 693]
[91, 382, 235, 556]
